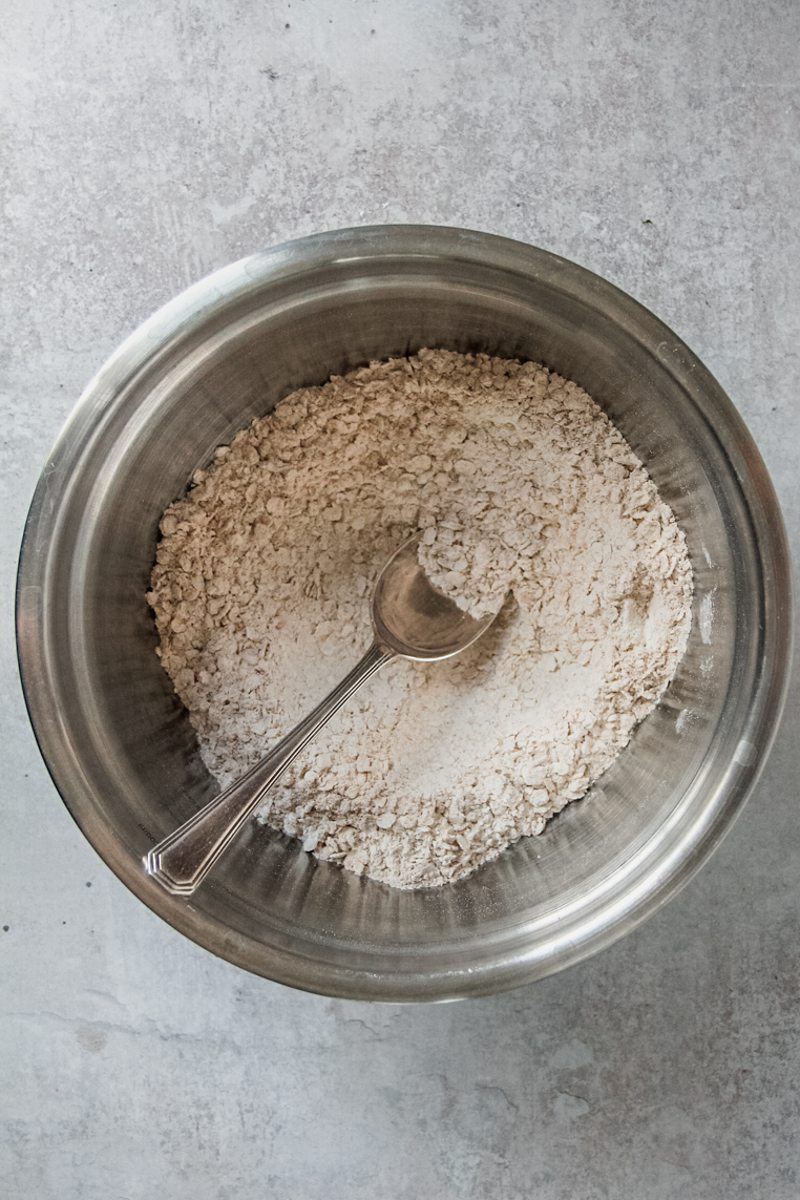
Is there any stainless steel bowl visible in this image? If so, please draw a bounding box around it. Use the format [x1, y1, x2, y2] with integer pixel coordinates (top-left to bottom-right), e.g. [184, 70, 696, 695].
[17, 226, 792, 1001]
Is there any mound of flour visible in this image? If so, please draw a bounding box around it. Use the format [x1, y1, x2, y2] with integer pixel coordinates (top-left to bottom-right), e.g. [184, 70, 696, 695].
[148, 349, 692, 888]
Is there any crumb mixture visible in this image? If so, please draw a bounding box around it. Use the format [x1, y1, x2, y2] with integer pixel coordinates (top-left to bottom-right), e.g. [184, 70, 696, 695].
[148, 349, 692, 888]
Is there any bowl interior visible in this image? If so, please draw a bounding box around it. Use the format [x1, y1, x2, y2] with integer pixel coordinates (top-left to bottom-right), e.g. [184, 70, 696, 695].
[23, 231, 777, 998]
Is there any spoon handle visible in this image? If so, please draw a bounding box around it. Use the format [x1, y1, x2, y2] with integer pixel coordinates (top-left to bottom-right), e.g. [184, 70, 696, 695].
[143, 641, 394, 895]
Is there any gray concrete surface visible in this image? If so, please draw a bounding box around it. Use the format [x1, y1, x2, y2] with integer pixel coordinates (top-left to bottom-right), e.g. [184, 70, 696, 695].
[2, 1, 798, 1197]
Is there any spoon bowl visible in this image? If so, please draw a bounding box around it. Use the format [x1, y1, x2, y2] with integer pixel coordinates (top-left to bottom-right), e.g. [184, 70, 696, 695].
[372, 537, 496, 660]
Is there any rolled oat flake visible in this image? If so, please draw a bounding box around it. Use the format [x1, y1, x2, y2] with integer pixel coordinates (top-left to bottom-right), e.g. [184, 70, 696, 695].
[148, 349, 692, 888]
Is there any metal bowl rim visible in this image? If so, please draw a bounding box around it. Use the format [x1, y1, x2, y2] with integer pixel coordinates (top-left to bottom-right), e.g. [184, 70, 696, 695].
[16, 224, 794, 1001]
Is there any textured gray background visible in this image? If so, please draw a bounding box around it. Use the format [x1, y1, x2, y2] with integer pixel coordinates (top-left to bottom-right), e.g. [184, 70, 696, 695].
[2, 1, 798, 1197]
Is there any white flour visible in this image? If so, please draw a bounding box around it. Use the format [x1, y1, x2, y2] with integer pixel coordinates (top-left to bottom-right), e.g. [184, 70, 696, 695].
[148, 349, 693, 888]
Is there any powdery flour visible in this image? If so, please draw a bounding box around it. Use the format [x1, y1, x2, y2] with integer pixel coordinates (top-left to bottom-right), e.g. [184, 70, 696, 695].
[148, 349, 692, 888]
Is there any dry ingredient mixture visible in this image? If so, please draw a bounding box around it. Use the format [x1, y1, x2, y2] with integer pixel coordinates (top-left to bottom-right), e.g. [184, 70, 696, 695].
[148, 350, 693, 888]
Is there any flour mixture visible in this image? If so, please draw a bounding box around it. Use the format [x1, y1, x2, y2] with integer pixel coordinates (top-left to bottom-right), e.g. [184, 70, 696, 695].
[148, 349, 693, 887]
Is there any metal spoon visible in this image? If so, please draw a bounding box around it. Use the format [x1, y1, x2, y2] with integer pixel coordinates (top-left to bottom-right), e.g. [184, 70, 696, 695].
[143, 537, 500, 895]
